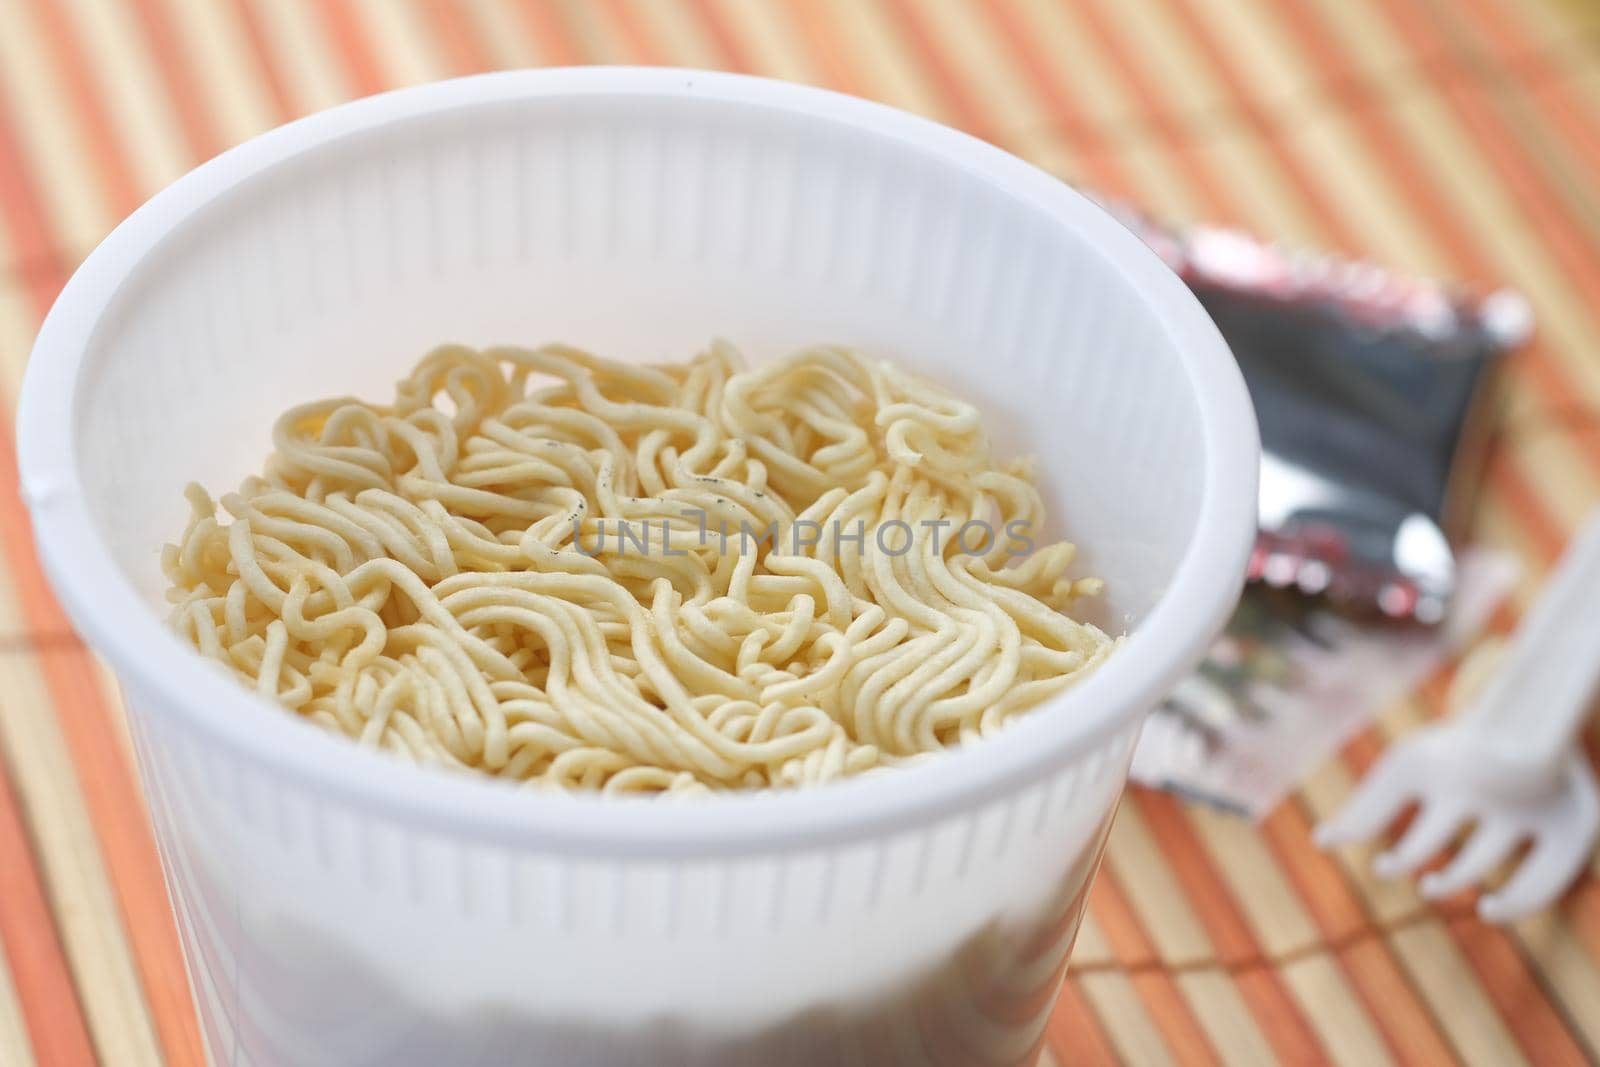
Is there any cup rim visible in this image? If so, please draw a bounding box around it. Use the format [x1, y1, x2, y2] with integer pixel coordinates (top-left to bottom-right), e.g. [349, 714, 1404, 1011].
[18, 67, 1258, 857]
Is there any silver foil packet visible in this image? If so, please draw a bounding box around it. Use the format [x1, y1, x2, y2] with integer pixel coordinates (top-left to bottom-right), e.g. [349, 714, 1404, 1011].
[1108, 203, 1529, 622]
[1104, 203, 1532, 816]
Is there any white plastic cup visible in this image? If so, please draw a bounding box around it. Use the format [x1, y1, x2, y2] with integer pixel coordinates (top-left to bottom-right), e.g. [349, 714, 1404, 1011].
[19, 70, 1257, 1066]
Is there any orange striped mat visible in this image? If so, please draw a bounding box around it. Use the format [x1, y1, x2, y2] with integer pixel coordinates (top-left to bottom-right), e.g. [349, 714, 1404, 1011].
[2, 1, 1599, 1064]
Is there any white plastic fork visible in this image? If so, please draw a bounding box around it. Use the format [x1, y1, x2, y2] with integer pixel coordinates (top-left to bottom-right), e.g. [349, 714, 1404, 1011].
[1316, 508, 1600, 922]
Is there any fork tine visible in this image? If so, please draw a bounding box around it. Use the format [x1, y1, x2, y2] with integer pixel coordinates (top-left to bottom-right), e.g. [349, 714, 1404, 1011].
[1417, 822, 1519, 900]
[1478, 774, 1600, 922]
[1478, 833, 1593, 922]
[1314, 756, 1411, 848]
[1373, 802, 1466, 878]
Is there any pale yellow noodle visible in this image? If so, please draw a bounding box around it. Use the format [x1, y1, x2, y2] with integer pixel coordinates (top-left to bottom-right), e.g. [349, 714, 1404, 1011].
[164, 342, 1114, 793]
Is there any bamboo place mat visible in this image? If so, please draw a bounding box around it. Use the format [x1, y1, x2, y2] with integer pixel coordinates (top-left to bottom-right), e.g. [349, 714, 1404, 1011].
[2, 1, 1600, 1065]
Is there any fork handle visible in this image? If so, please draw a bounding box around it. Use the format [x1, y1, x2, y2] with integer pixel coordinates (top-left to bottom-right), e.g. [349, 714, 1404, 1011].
[1464, 507, 1600, 777]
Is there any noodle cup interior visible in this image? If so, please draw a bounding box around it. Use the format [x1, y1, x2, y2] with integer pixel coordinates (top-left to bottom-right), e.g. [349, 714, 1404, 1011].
[22, 71, 1256, 1050]
[84, 91, 1219, 637]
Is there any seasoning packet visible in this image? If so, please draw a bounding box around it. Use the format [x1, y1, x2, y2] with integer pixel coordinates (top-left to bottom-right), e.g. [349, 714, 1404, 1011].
[1104, 201, 1529, 619]
[1103, 201, 1531, 816]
